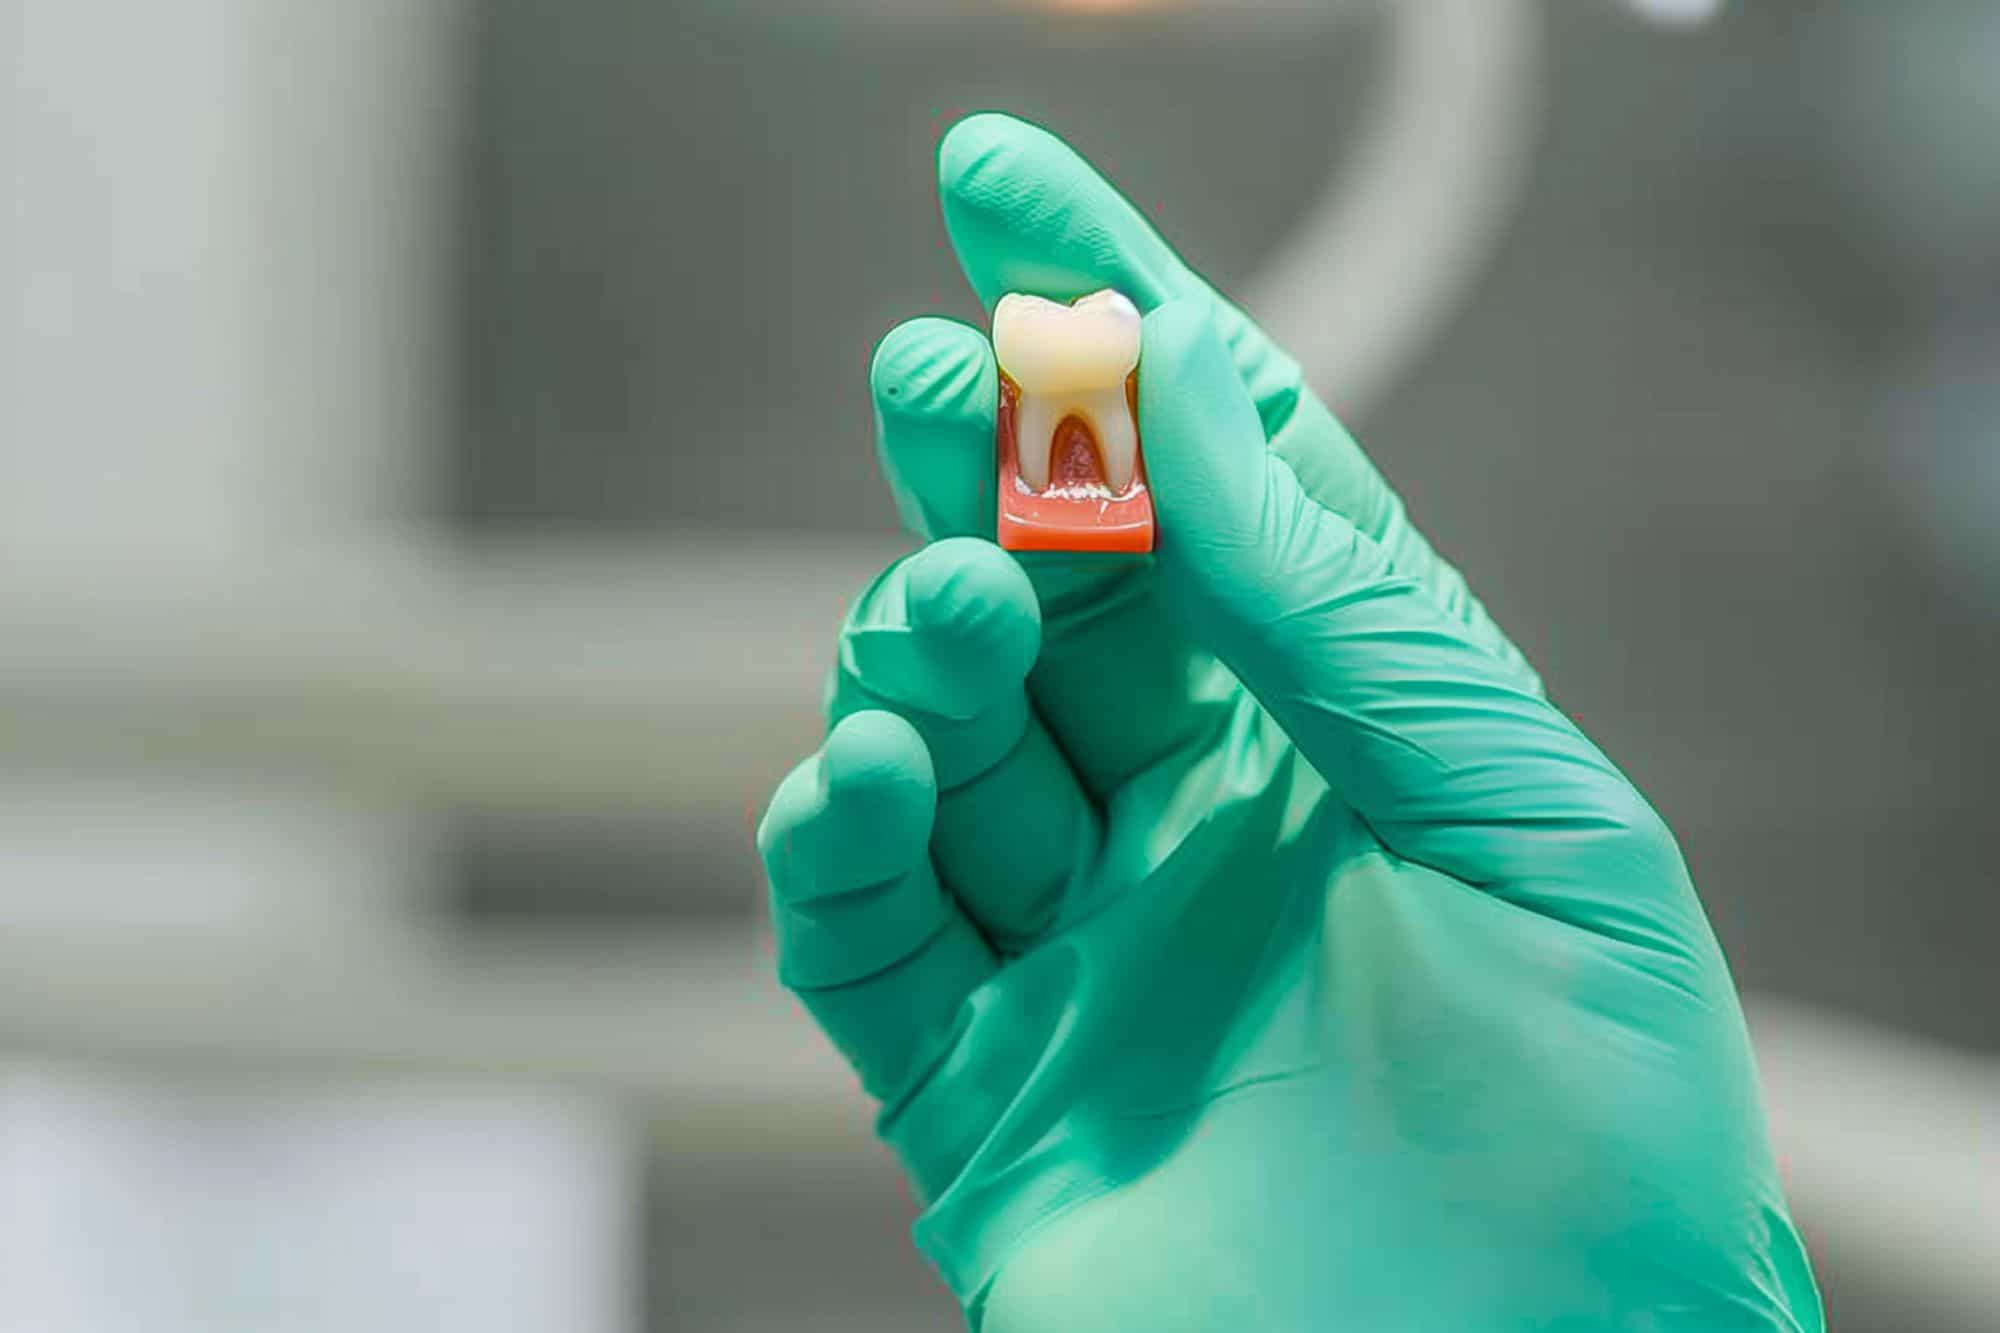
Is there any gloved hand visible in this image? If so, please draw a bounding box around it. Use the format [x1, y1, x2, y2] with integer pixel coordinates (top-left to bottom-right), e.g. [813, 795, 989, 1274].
[758, 113, 1823, 1332]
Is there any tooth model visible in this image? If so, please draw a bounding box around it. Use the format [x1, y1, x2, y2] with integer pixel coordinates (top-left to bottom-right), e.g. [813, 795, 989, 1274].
[993, 289, 1155, 553]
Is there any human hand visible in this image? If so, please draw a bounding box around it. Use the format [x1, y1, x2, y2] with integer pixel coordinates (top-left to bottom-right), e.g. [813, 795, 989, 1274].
[758, 113, 1821, 1332]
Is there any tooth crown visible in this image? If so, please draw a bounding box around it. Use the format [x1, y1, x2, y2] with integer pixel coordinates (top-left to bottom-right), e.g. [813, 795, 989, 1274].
[993, 291, 1140, 393]
[993, 290, 1142, 495]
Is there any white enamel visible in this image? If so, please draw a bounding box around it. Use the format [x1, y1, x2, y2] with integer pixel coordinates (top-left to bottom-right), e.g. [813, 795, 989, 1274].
[993, 290, 1141, 493]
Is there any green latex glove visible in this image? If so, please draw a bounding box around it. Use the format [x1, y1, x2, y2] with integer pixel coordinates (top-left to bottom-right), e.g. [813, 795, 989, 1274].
[757, 113, 1822, 1332]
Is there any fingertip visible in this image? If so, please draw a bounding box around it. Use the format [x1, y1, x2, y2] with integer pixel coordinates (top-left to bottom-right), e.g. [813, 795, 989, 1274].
[761, 711, 937, 905]
[901, 538, 1040, 690]
[937, 112, 1183, 311]
[936, 111, 1050, 205]
[869, 317, 994, 422]
[834, 543, 1037, 790]
[936, 111, 1066, 309]
[819, 709, 937, 844]
[869, 318, 996, 542]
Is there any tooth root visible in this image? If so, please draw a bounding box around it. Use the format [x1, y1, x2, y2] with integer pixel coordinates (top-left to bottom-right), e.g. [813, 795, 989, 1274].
[1013, 386, 1140, 496]
[1077, 386, 1137, 494]
[1015, 391, 1056, 493]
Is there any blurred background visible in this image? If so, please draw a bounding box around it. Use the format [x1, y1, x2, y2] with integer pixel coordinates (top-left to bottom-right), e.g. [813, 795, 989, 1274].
[3, 0, 1996, 1329]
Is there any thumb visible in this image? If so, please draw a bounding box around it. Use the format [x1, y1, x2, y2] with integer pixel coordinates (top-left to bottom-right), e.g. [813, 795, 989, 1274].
[1140, 299, 1700, 951]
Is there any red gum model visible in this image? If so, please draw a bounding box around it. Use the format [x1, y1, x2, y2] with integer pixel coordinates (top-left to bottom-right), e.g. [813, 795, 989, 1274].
[996, 372, 1155, 554]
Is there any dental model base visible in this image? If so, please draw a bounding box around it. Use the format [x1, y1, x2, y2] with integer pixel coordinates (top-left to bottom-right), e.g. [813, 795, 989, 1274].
[993, 289, 1155, 553]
